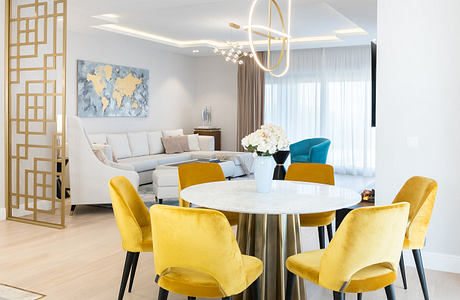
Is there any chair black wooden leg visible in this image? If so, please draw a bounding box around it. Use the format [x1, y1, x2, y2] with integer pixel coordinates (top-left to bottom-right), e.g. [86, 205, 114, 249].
[286, 271, 296, 300]
[251, 277, 260, 300]
[327, 223, 333, 242]
[413, 249, 429, 300]
[158, 287, 169, 300]
[70, 204, 76, 216]
[333, 291, 345, 300]
[318, 226, 326, 249]
[188, 297, 196, 300]
[399, 252, 407, 289]
[128, 252, 140, 292]
[118, 251, 134, 300]
[357, 293, 362, 300]
[384, 284, 396, 300]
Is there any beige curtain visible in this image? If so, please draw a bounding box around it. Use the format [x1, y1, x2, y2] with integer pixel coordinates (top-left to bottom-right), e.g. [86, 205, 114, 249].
[237, 52, 266, 151]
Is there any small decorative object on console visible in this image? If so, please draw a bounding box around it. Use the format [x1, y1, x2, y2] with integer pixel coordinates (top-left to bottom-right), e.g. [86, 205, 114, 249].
[201, 106, 212, 127]
[242, 124, 289, 193]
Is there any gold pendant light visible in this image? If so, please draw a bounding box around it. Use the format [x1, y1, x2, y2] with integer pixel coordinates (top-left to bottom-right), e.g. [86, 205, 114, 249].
[247, 0, 292, 77]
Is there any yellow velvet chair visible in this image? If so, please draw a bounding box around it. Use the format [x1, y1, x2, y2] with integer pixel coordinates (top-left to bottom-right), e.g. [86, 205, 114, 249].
[109, 176, 153, 300]
[285, 203, 410, 300]
[393, 176, 437, 300]
[285, 163, 336, 249]
[150, 205, 263, 300]
[178, 163, 239, 226]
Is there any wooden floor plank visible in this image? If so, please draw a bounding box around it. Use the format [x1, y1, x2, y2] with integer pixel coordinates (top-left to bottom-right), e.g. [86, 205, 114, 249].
[1, 205, 459, 299]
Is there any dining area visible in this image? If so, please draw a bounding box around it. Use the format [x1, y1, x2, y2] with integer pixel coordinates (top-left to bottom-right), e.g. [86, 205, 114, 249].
[107, 127, 438, 300]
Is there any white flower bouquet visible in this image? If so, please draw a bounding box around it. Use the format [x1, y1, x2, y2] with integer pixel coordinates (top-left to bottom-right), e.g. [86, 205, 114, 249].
[241, 124, 289, 156]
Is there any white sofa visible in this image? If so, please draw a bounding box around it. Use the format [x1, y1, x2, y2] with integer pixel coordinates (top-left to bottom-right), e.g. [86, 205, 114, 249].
[68, 116, 253, 206]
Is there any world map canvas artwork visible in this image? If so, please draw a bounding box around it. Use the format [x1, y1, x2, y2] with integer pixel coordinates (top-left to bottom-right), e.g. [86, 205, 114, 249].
[77, 60, 149, 117]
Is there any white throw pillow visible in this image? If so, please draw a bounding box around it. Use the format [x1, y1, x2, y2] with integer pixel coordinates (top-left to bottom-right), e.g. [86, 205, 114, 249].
[107, 133, 132, 159]
[148, 131, 164, 154]
[187, 134, 200, 151]
[128, 132, 149, 157]
[162, 128, 184, 137]
[88, 133, 107, 144]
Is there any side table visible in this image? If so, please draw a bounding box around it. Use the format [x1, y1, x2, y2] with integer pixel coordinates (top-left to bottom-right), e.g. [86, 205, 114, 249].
[194, 127, 221, 150]
[273, 150, 290, 180]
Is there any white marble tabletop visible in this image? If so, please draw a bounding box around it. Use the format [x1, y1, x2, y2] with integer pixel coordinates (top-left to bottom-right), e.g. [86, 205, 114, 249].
[180, 180, 361, 215]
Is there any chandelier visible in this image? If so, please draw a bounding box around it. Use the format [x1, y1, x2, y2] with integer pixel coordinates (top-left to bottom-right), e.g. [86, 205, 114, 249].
[247, 0, 292, 77]
[213, 41, 254, 65]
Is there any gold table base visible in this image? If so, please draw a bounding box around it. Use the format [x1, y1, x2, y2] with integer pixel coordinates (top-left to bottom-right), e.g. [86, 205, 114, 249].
[235, 214, 306, 300]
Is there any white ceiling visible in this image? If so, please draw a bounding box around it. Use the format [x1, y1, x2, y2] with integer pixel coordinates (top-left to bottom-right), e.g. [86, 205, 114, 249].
[68, 0, 376, 56]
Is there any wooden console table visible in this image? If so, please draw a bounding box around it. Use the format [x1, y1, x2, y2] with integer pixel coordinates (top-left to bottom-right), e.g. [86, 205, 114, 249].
[194, 127, 221, 150]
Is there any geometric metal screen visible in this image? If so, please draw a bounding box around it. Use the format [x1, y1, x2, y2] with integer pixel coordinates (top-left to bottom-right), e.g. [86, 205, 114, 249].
[6, 0, 67, 228]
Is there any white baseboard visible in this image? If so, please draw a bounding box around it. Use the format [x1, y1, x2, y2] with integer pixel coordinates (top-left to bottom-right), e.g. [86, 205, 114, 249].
[403, 250, 460, 274]
[0, 207, 5, 221]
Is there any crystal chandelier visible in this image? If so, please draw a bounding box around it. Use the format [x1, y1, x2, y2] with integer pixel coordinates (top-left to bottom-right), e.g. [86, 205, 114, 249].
[213, 41, 254, 65]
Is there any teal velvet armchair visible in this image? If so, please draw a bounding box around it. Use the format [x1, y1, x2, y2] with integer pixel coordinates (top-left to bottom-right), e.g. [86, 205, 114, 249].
[289, 138, 331, 164]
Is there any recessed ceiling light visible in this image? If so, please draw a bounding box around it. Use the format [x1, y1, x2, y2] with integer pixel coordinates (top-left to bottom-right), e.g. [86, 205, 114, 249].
[192, 49, 200, 53]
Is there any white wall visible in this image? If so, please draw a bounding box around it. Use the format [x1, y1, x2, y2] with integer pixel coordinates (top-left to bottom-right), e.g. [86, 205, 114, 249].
[0, 0, 6, 221]
[192, 56, 238, 151]
[377, 0, 460, 273]
[67, 31, 197, 134]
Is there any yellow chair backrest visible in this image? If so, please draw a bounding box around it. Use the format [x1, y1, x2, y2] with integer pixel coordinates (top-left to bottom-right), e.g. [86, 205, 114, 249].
[285, 163, 335, 185]
[318, 203, 410, 292]
[392, 176, 437, 248]
[178, 163, 226, 207]
[109, 176, 151, 252]
[150, 205, 247, 296]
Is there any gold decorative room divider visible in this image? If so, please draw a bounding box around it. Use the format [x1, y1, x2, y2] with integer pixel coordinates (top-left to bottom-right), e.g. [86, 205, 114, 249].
[5, 0, 67, 228]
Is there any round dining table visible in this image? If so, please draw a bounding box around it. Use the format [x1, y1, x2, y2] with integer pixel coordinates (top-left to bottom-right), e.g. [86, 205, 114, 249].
[180, 179, 361, 300]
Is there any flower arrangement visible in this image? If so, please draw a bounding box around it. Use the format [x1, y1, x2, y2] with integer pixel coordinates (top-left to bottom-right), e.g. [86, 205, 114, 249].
[241, 124, 289, 156]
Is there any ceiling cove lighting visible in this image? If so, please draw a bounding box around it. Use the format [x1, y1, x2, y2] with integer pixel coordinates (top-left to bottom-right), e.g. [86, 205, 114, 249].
[247, 0, 292, 77]
[93, 14, 120, 23]
[334, 27, 367, 35]
[91, 24, 363, 51]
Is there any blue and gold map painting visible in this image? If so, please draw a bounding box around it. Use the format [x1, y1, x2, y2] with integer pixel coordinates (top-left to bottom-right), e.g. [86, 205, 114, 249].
[77, 60, 149, 117]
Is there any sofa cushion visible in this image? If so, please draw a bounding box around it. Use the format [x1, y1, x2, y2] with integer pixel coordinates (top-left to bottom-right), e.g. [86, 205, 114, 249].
[118, 155, 159, 172]
[157, 153, 192, 165]
[148, 131, 164, 154]
[92, 143, 114, 162]
[162, 136, 183, 154]
[177, 135, 190, 152]
[88, 133, 107, 144]
[162, 128, 184, 137]
[128, 132, 149, 157]
[187, 134, 200, 151]
[107, 133, 132, 159]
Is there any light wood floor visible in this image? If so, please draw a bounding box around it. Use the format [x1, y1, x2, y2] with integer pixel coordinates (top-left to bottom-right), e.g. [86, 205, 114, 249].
[1, 205, 459, 300]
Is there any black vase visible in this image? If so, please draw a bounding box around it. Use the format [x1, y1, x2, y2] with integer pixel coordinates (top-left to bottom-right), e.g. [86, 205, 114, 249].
[272, 150, 290, 180]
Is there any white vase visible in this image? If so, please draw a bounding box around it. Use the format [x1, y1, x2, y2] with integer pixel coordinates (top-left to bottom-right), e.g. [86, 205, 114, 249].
[254, 155, 275, 193]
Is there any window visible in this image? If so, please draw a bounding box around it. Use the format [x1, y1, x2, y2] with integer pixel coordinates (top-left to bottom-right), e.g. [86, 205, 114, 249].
[265, 46, 375, 176]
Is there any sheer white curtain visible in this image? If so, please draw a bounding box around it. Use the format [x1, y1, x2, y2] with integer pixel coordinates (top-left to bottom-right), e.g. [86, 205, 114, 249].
[265, 46, 375, 176]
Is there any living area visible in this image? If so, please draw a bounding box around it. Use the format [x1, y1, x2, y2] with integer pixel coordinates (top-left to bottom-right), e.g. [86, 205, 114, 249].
[2, 1, 460, 300]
